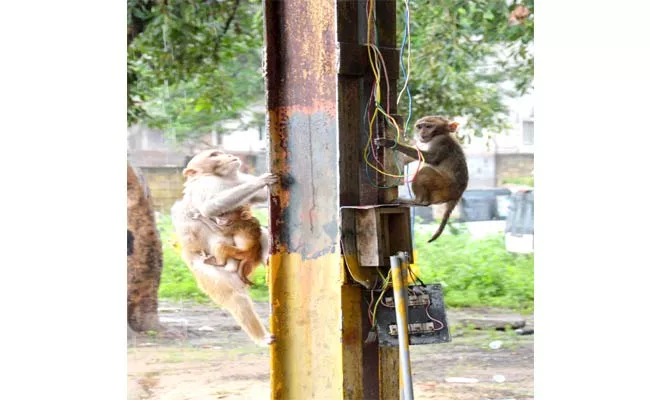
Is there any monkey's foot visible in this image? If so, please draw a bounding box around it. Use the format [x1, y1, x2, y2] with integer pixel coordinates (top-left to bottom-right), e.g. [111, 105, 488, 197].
[263, 333, 276, 346]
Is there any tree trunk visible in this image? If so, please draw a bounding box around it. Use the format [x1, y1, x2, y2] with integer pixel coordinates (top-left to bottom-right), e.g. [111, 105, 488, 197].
[127, 162, 163, 332]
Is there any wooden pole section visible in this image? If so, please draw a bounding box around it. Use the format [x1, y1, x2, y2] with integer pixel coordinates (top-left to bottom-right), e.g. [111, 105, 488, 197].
[265, 1, 400, 398]
[337, 1, 400, 398]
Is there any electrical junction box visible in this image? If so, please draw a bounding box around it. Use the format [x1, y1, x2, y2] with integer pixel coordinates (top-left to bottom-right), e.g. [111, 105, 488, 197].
[364, 283, 451, 347]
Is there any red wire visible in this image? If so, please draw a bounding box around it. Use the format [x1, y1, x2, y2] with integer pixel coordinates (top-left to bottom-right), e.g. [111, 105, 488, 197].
[425, 297, 445, 331]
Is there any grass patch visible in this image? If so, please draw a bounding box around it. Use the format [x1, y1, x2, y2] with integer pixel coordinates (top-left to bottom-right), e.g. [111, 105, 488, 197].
[157, 209, 533, 313]
[414, 229, 534, 312]
[502, 176, 534, 187]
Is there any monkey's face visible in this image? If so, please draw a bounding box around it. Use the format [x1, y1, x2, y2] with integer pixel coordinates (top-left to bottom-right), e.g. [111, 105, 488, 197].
[211, 153, 242, 176]
[183, 149, 242, 178]
[414, 116, 459, 143]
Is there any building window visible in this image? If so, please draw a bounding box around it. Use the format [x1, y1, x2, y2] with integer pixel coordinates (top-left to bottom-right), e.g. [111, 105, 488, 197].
[522, 120, 534, 146]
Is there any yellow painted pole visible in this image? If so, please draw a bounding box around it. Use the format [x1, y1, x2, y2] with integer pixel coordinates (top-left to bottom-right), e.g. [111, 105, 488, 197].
[390, 253, 414, 400]
[265, 1, 345, 398]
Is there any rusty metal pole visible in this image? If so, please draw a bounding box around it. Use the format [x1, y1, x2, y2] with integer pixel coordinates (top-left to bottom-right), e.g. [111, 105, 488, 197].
[264, 0, 343, 398]
[265, 1, 401, 398]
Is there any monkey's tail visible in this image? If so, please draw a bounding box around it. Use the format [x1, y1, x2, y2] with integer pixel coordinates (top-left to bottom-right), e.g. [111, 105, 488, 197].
[427, 199, 459, 243]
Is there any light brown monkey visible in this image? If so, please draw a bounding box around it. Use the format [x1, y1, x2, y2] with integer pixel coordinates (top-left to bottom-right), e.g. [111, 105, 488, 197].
[375, 116, 469, 243]
[171, 149, 278, 346]
[206, 205, 263, 287]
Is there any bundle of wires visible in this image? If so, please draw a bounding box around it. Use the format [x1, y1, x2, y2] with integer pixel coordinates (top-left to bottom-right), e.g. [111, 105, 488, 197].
[361, 0, 441, 339]
[363, 0, 422, 194]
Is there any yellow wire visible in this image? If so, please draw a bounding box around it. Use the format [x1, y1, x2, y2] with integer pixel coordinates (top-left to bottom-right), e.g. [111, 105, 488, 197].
[364, 0, 424, 180]
[363, 105, 423, 179]
[371, 271, 391, 327]
[367, 0, 381, 104]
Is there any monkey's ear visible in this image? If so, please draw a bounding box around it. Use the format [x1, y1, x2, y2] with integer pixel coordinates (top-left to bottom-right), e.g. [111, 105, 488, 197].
[183, 168, 197, 177]
[448, 122, 459, 132]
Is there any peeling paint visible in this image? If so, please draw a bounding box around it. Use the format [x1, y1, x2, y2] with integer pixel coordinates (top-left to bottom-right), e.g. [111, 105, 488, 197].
[268, 106, 339, 259]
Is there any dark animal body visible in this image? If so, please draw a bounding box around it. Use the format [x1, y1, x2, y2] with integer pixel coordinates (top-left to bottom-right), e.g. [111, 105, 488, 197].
[127, 162, 163, 331]
[127, 230, 134, 256]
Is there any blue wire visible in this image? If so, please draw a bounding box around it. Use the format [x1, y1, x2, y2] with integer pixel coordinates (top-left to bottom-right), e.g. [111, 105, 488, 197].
[399, 0, 415, 199]
[361, 2, 411, 191]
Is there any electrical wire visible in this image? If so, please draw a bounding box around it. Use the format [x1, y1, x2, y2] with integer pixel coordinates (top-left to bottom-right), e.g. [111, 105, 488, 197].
[363, 0, 423, 188]
[398, 0, 415, 198]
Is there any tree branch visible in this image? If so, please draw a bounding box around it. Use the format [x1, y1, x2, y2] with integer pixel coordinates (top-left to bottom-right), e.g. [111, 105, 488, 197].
[218, 0, 241, 42]
[213, 0, 241, 58]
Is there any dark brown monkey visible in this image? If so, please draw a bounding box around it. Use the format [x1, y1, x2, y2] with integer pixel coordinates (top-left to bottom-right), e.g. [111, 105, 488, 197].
[375, 116, 469, 243]
[127, 162, 163, 331]
[204, 205, 264, 287]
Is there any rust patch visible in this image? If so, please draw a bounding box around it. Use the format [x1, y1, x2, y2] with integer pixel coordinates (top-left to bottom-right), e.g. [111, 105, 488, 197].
[267, 106, 340, 259]
[264, 0, 337, 111]
[265, 0, 340, 260]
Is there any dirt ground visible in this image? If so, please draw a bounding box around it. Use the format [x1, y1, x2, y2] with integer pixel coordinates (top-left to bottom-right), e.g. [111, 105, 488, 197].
[128, 300, 533, 400]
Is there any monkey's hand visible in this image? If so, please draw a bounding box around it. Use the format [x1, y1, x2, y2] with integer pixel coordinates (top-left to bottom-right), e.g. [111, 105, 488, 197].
[200, 173, 280, 216]
[374, 138, 396, 148]
[258, 172, 280, 186]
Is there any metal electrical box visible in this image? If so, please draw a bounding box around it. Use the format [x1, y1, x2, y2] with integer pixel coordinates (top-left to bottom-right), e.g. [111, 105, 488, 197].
[364, 284, 451, 347]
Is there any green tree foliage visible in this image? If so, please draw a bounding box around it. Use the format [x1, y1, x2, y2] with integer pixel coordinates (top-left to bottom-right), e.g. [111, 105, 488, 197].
[127, 0, 264, 141]
[127, 0, 533, 141]
[401, 0, 534, 137]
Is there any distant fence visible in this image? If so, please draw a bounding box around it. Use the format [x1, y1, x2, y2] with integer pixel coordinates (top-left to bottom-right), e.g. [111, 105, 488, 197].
[139, 167, 185, 213]
[137, 153, 266, 213]
[496, 153, 533, 185]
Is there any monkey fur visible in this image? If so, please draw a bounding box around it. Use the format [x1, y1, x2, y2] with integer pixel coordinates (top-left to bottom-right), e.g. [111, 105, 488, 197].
[171, 149, 279, 346]
[207, 205, 263, 287]
[375, 116, 469, 243]
[127, 162, 163, 332]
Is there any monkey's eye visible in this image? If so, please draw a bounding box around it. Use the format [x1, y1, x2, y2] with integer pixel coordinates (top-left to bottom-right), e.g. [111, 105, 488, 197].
[415, 124, 422, 129]
[210, 152, 221, 157]
[425, 124, 433, 129]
